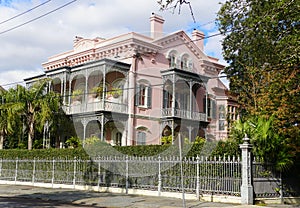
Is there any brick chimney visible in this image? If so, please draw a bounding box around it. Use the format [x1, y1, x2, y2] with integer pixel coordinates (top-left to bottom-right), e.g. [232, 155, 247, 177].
[192, 29, 205, 51]
[150, 13, 164, 39]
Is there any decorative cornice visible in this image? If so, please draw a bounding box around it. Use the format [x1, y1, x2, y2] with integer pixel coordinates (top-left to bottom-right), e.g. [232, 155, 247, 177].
[42, 33, 161, 71]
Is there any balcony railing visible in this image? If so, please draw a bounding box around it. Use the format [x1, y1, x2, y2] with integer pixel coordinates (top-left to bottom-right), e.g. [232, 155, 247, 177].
[162, 108, 207, 122]
[63, 100, 128, 115]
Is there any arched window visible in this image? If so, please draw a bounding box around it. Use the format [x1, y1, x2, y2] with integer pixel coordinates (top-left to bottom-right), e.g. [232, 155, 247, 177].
[136, 126, 148, 145]
[111, 79, 125, 99]
[180, 53, 191, 70]
[167, 50, 178, 68]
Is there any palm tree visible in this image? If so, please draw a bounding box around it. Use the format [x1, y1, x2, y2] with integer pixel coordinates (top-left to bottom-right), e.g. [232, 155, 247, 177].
[0, 90, 9, 149]
[230, 116, 294, 170]
[0, 87, 22, 149]
[15, 80, 61, 150]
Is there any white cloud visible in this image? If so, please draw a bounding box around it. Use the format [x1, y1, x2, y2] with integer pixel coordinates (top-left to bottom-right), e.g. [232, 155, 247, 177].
[0, 0, 226, 88]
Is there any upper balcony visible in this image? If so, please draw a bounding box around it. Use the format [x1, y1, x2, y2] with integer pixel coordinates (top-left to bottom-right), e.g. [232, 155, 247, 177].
[63, 99, 127, 115]
[162, 108, 207, 122]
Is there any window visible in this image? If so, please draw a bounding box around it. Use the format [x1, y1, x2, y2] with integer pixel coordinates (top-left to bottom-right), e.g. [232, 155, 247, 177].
[163, 90, 173, 108]
[219, 105, 225, 119]
[227, 105, 239, 128]
[218, 105, 226, 131]
[136, 131, 146, 145]
[167, 50, 178, 68]
[176, 92, 189, 110]
[169, 54, 176, 68]
[135, 83, 152, 108]
[115, 132, 122, 146]
[205, 97, 216, 119]
[181, 56, 188, 70]
[219, 120, 225, 131]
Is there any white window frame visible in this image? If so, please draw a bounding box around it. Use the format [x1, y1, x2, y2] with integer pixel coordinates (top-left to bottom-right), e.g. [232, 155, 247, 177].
[136, 131, 146, 145]
[136, 81, 152, 108]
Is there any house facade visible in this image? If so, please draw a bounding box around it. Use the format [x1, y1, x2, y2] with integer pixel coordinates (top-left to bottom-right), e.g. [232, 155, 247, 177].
[25, 14, 238, 146]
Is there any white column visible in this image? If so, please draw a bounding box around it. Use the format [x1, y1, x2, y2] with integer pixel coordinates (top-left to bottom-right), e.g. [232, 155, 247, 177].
[189, 80, 193, 119]
[127, 55, 137, 145]
[240, 135, 254, 205]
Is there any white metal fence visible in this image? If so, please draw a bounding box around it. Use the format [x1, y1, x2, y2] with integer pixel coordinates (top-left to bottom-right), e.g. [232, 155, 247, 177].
[0, 156, 242, 197]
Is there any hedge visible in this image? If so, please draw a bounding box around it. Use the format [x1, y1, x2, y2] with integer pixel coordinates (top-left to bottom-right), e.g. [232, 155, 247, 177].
[0, 140, 240, 160]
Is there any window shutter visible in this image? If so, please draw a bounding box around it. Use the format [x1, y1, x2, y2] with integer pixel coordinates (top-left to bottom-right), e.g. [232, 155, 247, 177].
[135, 85, 140, 106]
[136, 132, 141, 145]
[212, 100, 217, 119]
[203, 97, 206, 113]
[147, 86, 152, 108]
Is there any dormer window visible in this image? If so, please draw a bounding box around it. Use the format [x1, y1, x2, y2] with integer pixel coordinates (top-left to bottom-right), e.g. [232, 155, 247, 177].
[180, 53, 191, 70]
[169, 54, 176, 68]
[167, 50, 178, 68]
[181, 56, 188, 70]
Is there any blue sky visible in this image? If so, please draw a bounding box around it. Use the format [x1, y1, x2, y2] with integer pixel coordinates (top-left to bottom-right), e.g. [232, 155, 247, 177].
[0, 0, 228, 88]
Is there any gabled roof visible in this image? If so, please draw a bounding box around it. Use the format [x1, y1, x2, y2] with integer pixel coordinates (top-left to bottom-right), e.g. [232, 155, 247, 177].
[152, 30, 209, 61]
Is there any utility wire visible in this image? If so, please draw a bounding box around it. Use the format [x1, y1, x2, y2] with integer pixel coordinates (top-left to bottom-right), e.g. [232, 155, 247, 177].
[1, 80, 25, 87]
[0, 0, 77, 35]
[0, 0, 52, 25]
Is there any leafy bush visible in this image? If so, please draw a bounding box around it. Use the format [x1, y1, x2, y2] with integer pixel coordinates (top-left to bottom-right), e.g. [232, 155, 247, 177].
[65, 136, 82, 148]
[0, 137, 241, 160]
[0, 148, 89, 160]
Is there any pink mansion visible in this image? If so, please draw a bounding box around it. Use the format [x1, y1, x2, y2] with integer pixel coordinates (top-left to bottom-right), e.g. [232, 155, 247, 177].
[25, 14, 238, 146]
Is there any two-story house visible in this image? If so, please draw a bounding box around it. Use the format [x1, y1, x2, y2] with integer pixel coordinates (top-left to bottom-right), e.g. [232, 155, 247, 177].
[24, 13, 238, 146]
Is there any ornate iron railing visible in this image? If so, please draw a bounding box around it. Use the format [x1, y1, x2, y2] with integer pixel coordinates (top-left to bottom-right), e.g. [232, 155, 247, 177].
[0, 156, 241, 196]
[162, 108, 207, 121]
[63, 100, 128, 115]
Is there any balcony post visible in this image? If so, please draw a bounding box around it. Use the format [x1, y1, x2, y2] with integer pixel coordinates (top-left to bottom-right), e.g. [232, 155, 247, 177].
[205, 85, 208, 121]
[81, 118, 87, 146]
[100, 114, 104, 142]
[68, 79, 72, 106]
[172, 74, 176, 117]
[85, 69, 88, 110]
[189, 80, 193, 119]
[102, 66, 106, 107]
[63, 75, 66, 105]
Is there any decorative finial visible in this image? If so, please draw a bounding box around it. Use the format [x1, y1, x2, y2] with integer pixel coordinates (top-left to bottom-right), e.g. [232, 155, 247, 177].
[243, 134, 250, 143]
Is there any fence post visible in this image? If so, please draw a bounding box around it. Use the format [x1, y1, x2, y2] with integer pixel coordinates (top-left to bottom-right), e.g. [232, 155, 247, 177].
[0, 158, 2, 177]
[125, 155, 129, 194]
[73, 157, 76, 189]
[15, 157, 18, 184]
[158, 156, 161, 196]
[196, 155, 200, 200]
[280, 172, 283, 204]
[32, 158, 36, 185]
[97, 158, 101, 191]
[239, 135, 253, 205]
[51, 158, 55, 188]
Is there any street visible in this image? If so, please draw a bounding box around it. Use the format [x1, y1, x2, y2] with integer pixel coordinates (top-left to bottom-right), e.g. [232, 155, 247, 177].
[0, 196, 100, 208]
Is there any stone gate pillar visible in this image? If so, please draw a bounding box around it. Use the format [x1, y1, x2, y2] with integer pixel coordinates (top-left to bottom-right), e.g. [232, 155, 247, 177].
[240, 134, 254, 205]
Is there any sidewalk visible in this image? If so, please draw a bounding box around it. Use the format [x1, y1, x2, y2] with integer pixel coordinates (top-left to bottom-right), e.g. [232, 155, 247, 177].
[0, 185, 298, 208]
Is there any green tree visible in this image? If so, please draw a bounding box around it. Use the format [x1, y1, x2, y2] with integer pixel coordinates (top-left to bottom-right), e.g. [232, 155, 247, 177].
[229, 116, 294, 170]
[217, 0, 300, 158]
[0, 87, 24, 149]
[14, 80, 61, 150]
